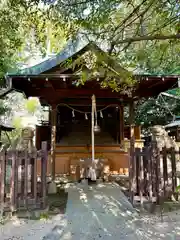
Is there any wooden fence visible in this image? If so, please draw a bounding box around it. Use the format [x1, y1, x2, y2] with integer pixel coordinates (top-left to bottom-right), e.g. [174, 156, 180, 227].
[129, 142, 180, 205]
[0, 142, 48, 213]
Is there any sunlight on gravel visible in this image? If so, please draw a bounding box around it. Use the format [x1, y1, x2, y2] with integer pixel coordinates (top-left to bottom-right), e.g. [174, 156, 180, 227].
[1, 183, 180, 239]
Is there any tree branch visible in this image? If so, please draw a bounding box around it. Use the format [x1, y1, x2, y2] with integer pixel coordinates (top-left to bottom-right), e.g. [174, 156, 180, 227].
[116, 34, 180, 44]
[108, 0, 156, 53]
[113, 0, 147, 34]
[113, 0, 157, 41]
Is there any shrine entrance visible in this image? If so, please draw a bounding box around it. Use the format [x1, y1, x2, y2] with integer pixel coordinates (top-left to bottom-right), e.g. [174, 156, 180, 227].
[7, 37, 179, 180]
[56, 104, 121, 146]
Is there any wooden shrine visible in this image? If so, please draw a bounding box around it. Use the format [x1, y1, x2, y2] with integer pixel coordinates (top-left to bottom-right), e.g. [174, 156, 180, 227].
[6, 38, 179, 181]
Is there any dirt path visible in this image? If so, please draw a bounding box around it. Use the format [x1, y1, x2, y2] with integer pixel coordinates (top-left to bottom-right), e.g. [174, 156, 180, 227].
[1, 182, 180, 239]
[43, 182, 180, 240]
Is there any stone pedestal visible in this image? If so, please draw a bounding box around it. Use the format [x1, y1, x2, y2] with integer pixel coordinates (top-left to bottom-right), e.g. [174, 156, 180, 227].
[48, 182, 57, 194]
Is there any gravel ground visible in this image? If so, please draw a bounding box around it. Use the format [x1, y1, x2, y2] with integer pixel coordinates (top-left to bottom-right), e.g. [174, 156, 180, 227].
[43, 182, 180, 240]
[0, 214, 66, 240]
[1, 182, 180, 239]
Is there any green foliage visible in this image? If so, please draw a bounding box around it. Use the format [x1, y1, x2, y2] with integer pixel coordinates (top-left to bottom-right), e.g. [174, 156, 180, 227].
[17, 0, 177, 95]
[42, 0, 179, 75]
[12, 117, 22, 129]
[0, 1, 23, 76]
[0, 0, 71, 77]
[25, 97, 40, 114]
[0, 100, 9, 116]
[0, 93, 43, 147]
[176, 185, 180, 193]
[1, 128, 21, 148]
[135, 96, 180, 134]
[63, 46, 135, 93]
[0, 0, 179, 92]
[21, 6, 71, 56]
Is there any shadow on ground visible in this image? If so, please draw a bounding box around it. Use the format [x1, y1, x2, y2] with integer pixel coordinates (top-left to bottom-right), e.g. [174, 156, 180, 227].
[42, 182, 180, 240]
[48, 188, 68, 215]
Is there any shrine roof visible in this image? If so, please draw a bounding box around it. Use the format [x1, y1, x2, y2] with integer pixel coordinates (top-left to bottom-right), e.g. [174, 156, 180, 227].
[8, 35, 91, 76]
[165, 120, 180, 129]
[6, 35, 180, 100]
[7, 34, 180, 78]
[0, 88, 14, 98]
[0, 124, 14, 132]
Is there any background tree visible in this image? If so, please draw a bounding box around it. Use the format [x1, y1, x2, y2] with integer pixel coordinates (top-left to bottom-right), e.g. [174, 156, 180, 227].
[1, 1, 179, 80]
[135, 94, 180, 135]
[43, 0, 179, 74]
[0, 1, 23, 76]
[0, 92, 44, 147]
[18, 0, 178, 92]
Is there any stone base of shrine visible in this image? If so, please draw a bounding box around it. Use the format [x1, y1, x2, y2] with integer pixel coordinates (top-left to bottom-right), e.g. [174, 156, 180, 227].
[36, 145, 131, 181]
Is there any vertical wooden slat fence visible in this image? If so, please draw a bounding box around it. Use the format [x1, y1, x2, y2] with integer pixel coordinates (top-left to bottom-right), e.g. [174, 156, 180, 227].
[0, 141, 48, 214]
[130, 142, 180, 205]
[0, 151, 5, 211]
[41, 141, 48, 209]
[162, 147, 168, 198]
[171, 147, 177, 197]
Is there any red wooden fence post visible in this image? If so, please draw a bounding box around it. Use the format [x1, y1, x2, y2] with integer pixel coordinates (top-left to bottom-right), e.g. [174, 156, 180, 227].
[147, 146, 153, 203]
[30, 158, 34, 198]
[162, 147, 168, 198]
[152, 142, 161, 205]
[21, 157, 25, 200]
[135, 148, 140, 198]
[135, 148, 144, 205]
[156, 147, 161, 205]
[129, 137, 135, 205]
[0, 151, 5, 213]
[10, 151, 18, 211]
[171, 147, 177, 199]
[140, 148, 144, 206]
[143, 147, 148, 195]
[24, 151, 28, 208]
[31, 155, 37, 206]
[41, 141, 48, 208]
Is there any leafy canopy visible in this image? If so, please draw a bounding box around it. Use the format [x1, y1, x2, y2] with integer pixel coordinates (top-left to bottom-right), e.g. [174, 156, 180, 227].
[135, 95, 180, 134]
[41, 0, 180, 75]
[1, 0, 179, 79]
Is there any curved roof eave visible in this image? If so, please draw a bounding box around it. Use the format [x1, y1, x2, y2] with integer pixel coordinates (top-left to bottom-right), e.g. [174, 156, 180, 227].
[8, 35, 90, 76]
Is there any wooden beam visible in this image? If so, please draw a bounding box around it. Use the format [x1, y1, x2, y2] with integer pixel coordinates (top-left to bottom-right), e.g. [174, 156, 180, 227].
[50, 105, 57, 180]
[26, 88, 126, 99]
[49, 98, 124, 106]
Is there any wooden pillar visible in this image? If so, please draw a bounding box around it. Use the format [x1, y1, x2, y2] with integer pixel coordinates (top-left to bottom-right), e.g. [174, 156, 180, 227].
[119, 105, 124, 145]
[50, 105, 57, 181]
[91, 95, 95, 162]
[129, 100, 136, 205]
[129, 101, 135, 140]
